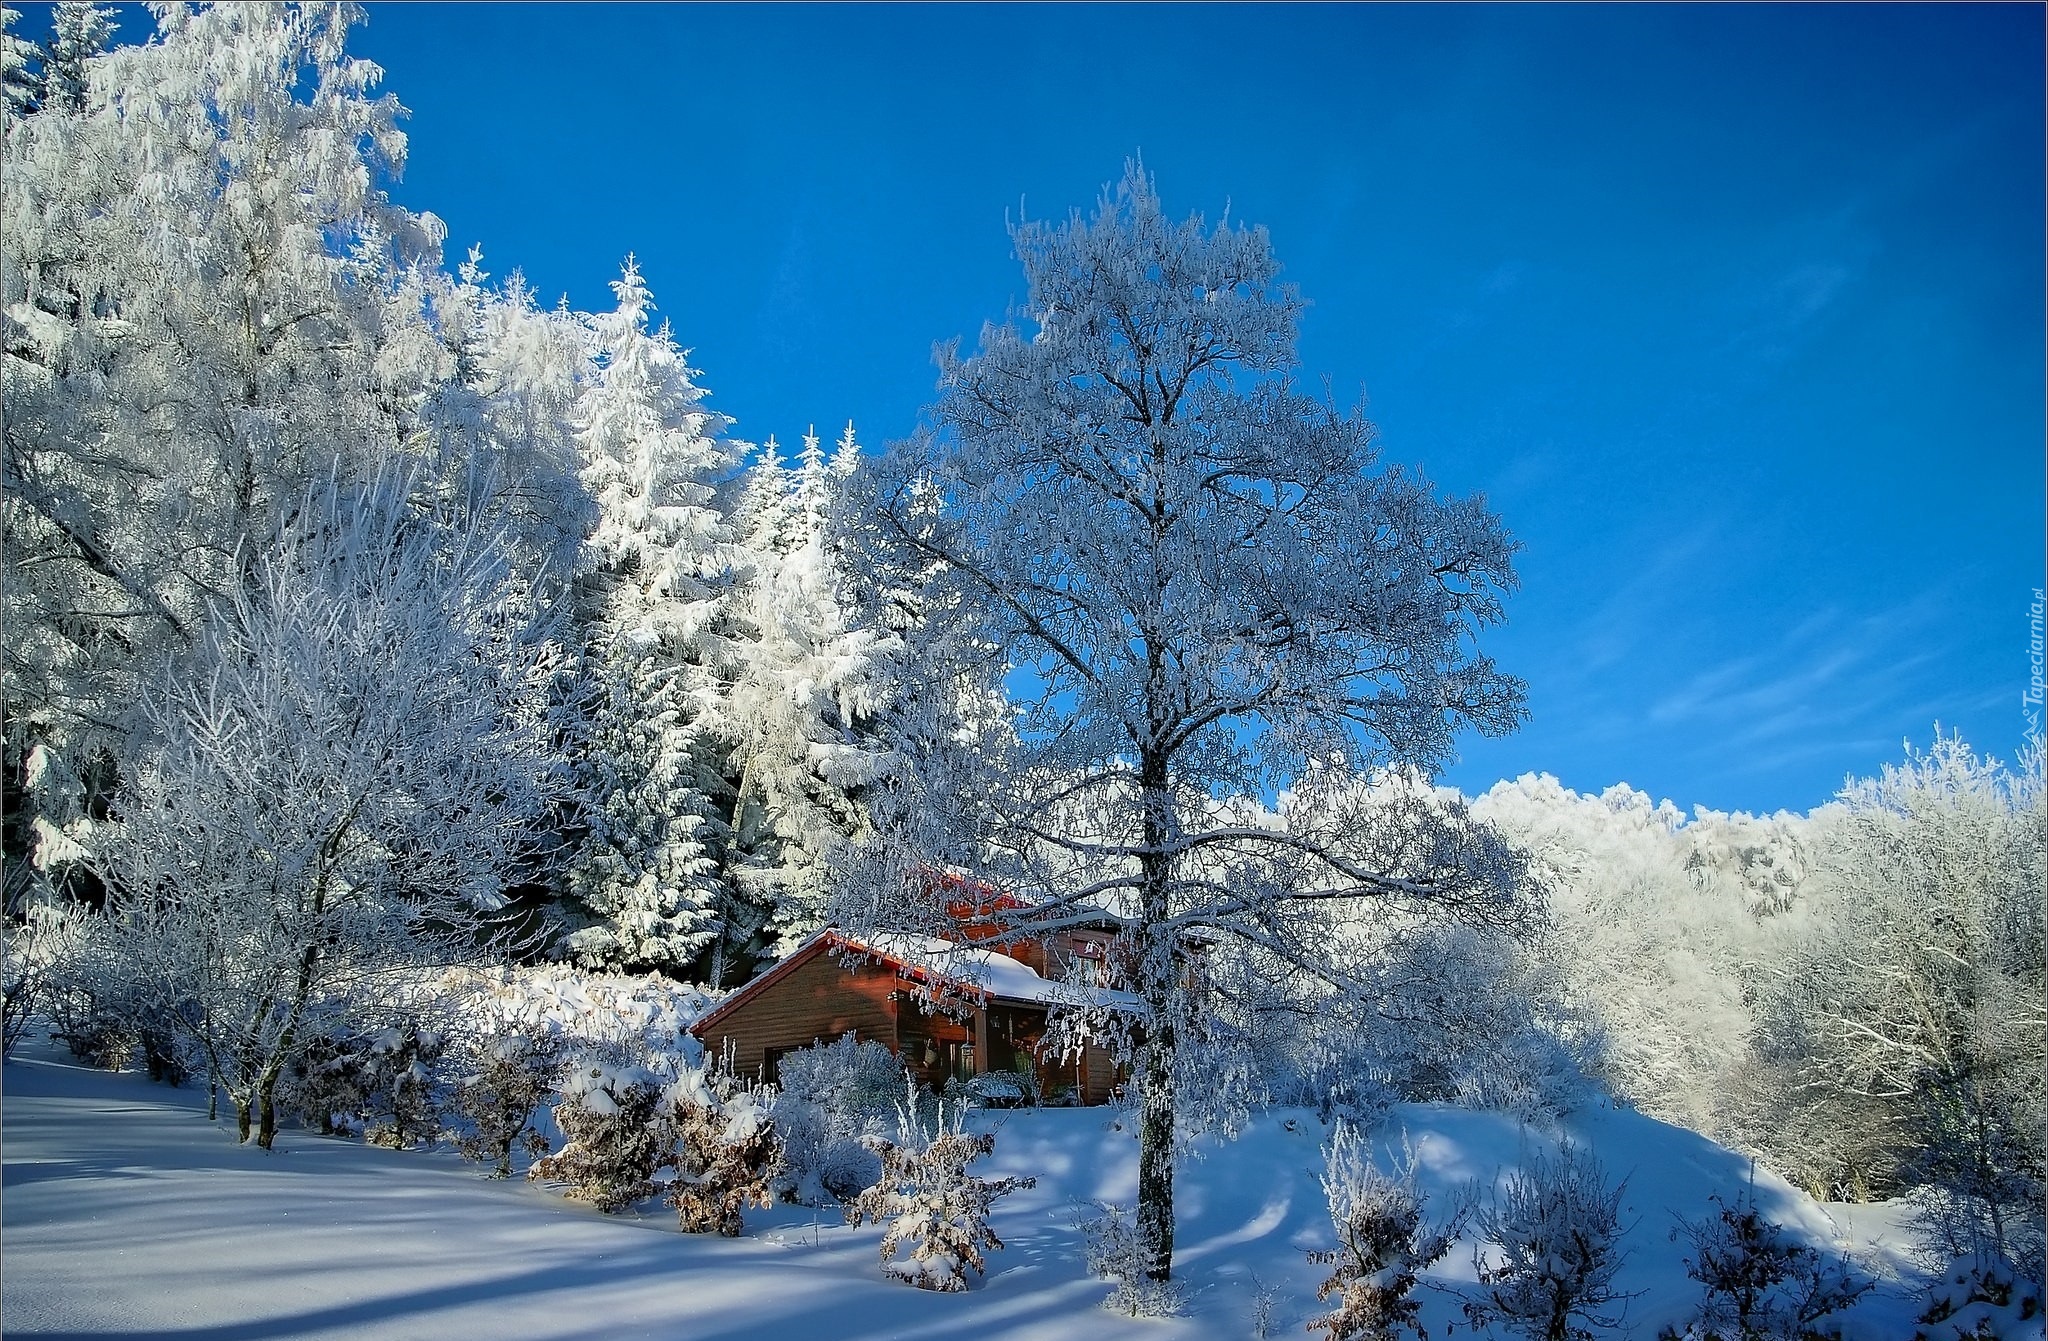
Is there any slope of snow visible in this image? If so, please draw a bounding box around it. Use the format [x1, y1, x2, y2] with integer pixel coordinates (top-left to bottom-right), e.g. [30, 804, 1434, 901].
[2, 1041, 1937, 1340]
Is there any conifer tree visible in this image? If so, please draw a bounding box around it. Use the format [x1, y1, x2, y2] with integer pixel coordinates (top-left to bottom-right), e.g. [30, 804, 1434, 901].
[40, 2, 114, 112]
[562, 258, 738, 977]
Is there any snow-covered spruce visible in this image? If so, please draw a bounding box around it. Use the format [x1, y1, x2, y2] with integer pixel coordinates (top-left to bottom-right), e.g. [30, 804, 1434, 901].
[844, 1087, 1035, 1292]
[1309, 1125, 1468, 1341]
[1466, 1140, 1635, 1341]
[562, 257, 737, 980]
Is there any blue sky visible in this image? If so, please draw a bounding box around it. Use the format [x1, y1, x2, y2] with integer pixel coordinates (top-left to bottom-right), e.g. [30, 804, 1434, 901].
[60, 3, 2047, 816]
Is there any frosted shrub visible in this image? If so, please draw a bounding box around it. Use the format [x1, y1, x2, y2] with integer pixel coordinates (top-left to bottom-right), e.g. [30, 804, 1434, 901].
[1660, 1178, 1868, 1341]
[449, 1030, 564, 1177]
[667, 1061, 779, 1236]
[283, 1020, 446, 1149]
[1914, 1261, 2044, 1341]
[2, 899, 83, 1058]
[771, 1032, 908, 1205]
[1079, 1199, 1184, 1317]
[1466, 1141, 1635, 1341]
[846, 1085, 1036, 1292]
[1310, 1126, 1469, 1341]
[529, 1058, 676, 1212]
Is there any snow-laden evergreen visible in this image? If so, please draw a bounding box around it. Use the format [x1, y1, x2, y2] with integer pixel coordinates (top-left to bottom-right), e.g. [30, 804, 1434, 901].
[561, 259, 740, 977]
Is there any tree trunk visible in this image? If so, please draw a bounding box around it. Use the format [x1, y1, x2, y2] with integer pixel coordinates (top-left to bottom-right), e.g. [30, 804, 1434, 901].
[1135, 756, 1177, 1281]
[255, 1072, 280, 1149]
[234, 1095, 253, 1144]
[1137, 1000, 1177, 1281]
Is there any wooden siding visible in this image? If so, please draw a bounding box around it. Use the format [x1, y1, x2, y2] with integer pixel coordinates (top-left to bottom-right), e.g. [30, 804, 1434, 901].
[697, 947, 898, 1084]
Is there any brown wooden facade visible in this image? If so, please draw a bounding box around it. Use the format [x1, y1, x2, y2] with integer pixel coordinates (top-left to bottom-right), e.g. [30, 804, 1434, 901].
[689, 931, 1128, 1105]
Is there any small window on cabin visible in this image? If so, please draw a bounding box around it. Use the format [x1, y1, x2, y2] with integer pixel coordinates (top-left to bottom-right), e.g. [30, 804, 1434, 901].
[1071, 936, 1106, 987]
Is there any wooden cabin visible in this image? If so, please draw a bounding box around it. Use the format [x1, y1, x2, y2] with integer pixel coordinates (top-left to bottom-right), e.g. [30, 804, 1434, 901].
[688, 925, 1136, 1105]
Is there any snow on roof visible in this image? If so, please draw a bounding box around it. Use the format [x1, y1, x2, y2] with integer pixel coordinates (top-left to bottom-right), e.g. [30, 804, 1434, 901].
[833, 931, 1144, 1013]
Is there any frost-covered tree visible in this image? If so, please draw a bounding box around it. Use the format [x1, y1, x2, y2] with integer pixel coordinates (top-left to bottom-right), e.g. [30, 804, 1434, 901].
[845, 1087, 1036, 1291]
[2, 1, 452, 881]
[561, 258, 738, 976]
[838, 161, 1533, 1281]
[1311, 1125, 1469, 1341]
[84, 472, 566, 1148]
[1467, 1141, 1635, 1341]
[1753, 734, 2044, 1270]
[40, 2, 114, 113]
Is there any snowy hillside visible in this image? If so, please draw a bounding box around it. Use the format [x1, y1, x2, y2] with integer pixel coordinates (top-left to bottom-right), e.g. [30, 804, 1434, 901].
[1, 1042, 1945, 1340]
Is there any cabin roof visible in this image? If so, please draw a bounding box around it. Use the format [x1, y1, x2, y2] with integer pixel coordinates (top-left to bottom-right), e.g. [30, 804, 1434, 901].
[688, 927, 1142, 1039]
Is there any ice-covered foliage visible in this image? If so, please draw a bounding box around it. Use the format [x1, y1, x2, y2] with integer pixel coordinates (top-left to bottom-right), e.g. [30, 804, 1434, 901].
[1660, 1175, 1869, 1341]
[85, 473, 565, 1149]
[439, 962, 714, 1069]
[771, 1032, 910, 1205]
[845, 1085, 1036, 1291]
[1747, 735, 2043, 1269]
[1467, 1140, 1635, 1341]
[1309, 1126, 1468, 1341]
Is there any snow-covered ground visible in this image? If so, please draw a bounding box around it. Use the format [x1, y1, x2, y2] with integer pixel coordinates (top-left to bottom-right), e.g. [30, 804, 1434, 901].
[3, 1038, 1934, 1340]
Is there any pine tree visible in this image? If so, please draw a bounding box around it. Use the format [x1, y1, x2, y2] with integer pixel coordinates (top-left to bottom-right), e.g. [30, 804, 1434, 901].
[40, 2, 113, 112]
[563, 258, 738, 978]
[0, 6, 41, 119]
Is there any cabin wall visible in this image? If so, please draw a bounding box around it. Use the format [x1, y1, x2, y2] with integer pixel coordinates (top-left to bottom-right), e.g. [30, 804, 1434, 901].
[697, 950, 897, 1085]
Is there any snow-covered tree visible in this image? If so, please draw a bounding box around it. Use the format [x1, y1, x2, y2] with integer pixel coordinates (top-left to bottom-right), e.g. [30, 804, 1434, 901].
[1311, 1126, 1469, 1341]
[84, 471, 566, 1148]
[1467, 1141, 1635, 1341]
[39, 2, 114, 113]
[561, 258, 738, 976]
[845, 1086, 1036, 1291]
[837, 160, 1534, 1281]
[1753, 734, 2044, 1271]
